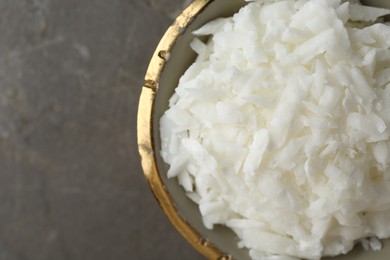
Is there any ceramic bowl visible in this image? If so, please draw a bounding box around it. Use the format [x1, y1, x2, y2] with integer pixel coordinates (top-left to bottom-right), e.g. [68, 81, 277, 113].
[137, 0, 390, 259]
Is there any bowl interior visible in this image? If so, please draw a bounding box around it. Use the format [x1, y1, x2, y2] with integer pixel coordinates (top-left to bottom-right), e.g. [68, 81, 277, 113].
[152, 0, 390, 259]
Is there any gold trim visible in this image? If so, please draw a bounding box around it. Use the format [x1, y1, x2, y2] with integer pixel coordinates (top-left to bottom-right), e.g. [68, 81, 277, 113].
[137, 0, 227, 259]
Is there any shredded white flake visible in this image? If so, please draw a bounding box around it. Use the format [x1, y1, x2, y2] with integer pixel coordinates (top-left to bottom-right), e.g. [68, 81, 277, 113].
[160, 0, 390, 259]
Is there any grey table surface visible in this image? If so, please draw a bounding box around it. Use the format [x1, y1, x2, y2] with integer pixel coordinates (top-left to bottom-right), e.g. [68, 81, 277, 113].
[0, 0, 202, 259]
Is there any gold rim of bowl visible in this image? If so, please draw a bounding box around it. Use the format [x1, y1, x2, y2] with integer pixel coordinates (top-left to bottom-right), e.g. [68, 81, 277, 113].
[137, 0, 228, 259]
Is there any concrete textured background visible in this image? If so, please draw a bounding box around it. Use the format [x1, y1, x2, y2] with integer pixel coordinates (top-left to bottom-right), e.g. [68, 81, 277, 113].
[0, 0, 201, 259]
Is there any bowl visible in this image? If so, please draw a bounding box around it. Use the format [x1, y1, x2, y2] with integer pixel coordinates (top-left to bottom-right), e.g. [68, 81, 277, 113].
[137, 0, 390, 259]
